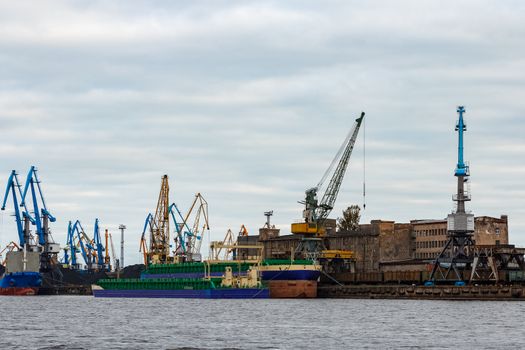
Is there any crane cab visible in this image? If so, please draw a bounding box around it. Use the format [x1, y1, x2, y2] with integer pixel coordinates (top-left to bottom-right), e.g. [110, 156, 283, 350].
[291, 222, 326, 236]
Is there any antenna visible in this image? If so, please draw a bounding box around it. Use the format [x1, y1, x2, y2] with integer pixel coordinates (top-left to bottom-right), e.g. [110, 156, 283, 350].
[264, 211, 273, 228]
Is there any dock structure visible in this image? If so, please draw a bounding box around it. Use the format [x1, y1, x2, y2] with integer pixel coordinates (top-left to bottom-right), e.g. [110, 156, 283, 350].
[318, 284, 525, 300]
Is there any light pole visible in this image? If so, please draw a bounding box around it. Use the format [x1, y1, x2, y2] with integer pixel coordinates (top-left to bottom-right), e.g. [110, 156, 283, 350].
[118, 224, 126, 270]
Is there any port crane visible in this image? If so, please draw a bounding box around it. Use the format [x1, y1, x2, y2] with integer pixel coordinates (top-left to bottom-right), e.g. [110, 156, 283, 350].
[178, 193, 209, 262]
[238, 225, 248, 237]
[139, 213, 153, 266]
[149, 175, 171, 264]
[140, 175, 210, 264]
[210, 229, 235, 260]
[140, 204, 189, 264]
[13, 166, 60, 272]
[169, 202, 191, 257]
[66, 219, 106, 271]
[63, 221, 80, 269]
[291, 112, 365, 259]
[104, 229, 114, 270]
[69, 220, 93, 270]
[108, 231, 118, 271]
[92, 218, 105, 269]
[427, 106, 476, 284]
[137, 176, 177, 266]
[1, 170, 36, 250]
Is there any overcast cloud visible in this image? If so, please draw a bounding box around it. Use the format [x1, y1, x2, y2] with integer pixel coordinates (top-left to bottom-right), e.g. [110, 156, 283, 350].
[0, 1, 524, 265]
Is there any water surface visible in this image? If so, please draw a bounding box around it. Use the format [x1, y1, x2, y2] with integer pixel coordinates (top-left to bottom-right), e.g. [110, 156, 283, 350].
[0, 296, 522, 349]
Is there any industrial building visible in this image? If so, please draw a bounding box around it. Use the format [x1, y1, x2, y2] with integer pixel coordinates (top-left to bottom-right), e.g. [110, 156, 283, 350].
[411, 215, 508, 260]
[253, 214, 515, 274]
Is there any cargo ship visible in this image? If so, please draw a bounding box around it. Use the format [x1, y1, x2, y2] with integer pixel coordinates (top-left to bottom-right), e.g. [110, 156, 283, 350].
[93, 265, 269, 299]
[258, 260, 321, 298]
[93, 259, 320, 299]
[0, 271, 42, 296]
[141, 259, 320, 280]
[0, 250, 43, 296]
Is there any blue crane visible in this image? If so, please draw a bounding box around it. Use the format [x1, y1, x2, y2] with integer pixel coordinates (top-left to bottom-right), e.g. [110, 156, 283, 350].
[21, 166, 58, 272]
[1, 170, 35, 248]
[92, 218, 105, 268]
[455, 106, 469, 177]
[168, 202, 193, 255]
[65, 219, 106, 270]
[139, 213, 153, 265]
[70, 220, 96, 270]
[20, 166, 56, 247]
[63, 221, 73, 265]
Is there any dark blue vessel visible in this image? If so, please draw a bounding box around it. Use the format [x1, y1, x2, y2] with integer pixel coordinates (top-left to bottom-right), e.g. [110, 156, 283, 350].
[0, 271, 42, 296]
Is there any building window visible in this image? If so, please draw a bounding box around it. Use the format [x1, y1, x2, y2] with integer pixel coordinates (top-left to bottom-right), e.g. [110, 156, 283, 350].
[495, 228, 500, 235]
[496, 240, 500, 246]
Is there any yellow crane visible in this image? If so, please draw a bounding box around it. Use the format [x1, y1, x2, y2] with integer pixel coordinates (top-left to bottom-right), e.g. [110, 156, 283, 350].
[149, 175, 171, 264]
[292, 112, 364, 260]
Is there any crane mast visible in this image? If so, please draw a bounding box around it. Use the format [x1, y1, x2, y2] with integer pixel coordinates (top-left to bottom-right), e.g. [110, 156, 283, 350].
[292, 112, 365, 236]
[428, 106, 476, 284]
[149, 175, 171, 264]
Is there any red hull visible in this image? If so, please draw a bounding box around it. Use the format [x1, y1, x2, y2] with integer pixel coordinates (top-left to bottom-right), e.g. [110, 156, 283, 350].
[268, 280, 317, 298]
[0, 287, 38, 296]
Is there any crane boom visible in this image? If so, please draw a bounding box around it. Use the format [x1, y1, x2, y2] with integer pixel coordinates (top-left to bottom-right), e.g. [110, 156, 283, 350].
[109, 232, 117, 271]
[317, 112, 364, 221]
[292, 112, 365, 236]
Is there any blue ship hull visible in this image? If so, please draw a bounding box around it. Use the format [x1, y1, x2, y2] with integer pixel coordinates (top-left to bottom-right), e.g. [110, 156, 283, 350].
[0, 272, 42, 296]
[93, 288, 269, 299]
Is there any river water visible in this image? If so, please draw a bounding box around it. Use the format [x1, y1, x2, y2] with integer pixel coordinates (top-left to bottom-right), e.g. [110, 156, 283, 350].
[0, 296, 523, 349]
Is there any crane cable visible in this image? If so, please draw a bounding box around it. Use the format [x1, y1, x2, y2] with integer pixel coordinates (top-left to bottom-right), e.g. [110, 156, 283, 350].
[363, 114, 366, 211]
[316, 120, 355, 191]
[0, 211, 3, 249]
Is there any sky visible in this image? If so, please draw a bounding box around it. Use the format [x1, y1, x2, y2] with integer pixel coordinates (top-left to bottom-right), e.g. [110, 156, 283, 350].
[0, 1, 524, 265]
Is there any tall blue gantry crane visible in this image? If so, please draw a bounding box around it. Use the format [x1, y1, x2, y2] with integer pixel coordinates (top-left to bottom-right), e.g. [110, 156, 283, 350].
[92, 218, 105, 269]
[20, 166, 60, 272]
[1, 170, 35, 250]
[2, 166, 60, 272]
[428, 106, 476, 285]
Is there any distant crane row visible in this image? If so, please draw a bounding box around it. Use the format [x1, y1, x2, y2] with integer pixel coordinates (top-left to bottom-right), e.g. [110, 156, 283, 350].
[62, 219, 117, 271]
[139, 175, 210, 266]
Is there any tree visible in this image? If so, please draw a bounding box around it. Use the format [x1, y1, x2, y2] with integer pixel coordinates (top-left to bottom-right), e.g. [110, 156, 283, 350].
[337, 205, 361, 232]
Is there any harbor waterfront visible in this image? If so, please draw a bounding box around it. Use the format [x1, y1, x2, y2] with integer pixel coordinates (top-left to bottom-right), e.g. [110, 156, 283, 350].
[1, 296, 524, 349]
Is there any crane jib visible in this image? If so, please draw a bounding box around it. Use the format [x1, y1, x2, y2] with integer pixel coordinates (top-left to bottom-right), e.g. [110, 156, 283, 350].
[293, 111, 365, 236]
[317, 112, 365, 222]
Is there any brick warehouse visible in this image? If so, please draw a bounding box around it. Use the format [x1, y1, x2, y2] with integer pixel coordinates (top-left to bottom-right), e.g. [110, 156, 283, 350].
[258, 215, 511, 272]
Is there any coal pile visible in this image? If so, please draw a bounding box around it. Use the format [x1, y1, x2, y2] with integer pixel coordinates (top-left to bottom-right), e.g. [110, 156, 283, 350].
[40, 266, 109, 288]
[58, 266, 109, 285]
[119, 264, 145, 279]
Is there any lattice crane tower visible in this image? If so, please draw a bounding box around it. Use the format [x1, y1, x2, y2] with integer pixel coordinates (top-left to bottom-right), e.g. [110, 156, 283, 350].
[149, 175, 171, 264]
[428, 106, 475, 284]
